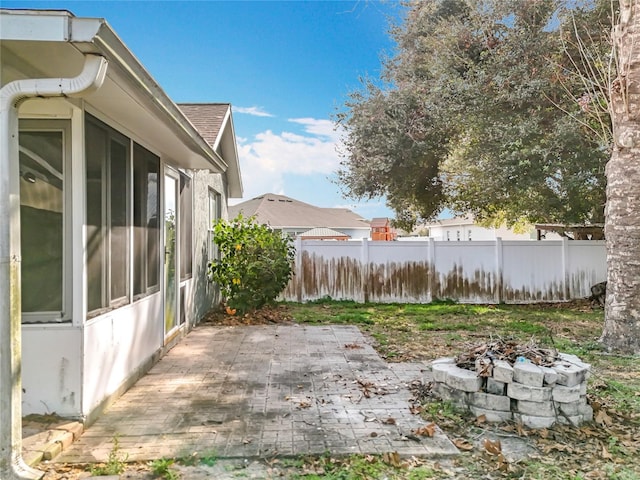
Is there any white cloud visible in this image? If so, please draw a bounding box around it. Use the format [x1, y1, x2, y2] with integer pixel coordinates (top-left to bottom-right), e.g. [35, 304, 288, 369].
[234, 106, 274, 117]
[288, 118, 342, 141]
[237, 117, 345, 199]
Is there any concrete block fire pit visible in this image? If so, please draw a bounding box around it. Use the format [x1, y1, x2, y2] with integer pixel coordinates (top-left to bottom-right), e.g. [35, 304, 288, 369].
[428, 347, 593, 429]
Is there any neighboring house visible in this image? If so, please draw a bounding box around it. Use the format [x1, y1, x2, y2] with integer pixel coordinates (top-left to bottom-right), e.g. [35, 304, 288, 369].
[229, 193, 371, 240]
[370, 217, 398, 241]
[414, 216, 535, 241]
[299, 227, 349, 240]
[0, 7, 242, 435]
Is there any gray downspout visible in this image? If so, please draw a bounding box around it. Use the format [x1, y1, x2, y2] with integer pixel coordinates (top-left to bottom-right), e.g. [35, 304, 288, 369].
[0, 54, 108, 480]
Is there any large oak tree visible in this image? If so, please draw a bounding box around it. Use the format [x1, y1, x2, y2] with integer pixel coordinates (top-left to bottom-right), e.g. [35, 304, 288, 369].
[336, 0, 613, 231]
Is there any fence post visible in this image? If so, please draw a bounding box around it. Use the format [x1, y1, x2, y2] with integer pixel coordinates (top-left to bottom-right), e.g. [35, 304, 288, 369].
[562, 237, 570, 300]
[295, 236, 303, 303]
[495, 238, 503, 303]
[427, 238, 435, 302]
[361, 238, 369, 303]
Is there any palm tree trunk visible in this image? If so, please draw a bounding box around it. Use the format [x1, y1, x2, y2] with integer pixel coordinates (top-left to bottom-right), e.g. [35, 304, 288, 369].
[602, 0, 640, 354]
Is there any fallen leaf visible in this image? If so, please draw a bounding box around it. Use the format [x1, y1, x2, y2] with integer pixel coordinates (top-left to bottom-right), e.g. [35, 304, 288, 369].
[454, 438, 474, 451]
[475, 414, 487, 425]
[382, 451, 401, 467]
[595, 409, 612, 427]
[413, 423, 437, 437]
[382, 417, 397, 425]
[601, 444, 613, 459]
[409, 404, 423, 415]
[344, 343, 363, 349]
[482, 438, 502, 456]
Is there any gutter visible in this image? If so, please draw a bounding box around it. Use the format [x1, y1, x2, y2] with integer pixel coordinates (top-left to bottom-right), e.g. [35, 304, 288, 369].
[0, 54, 108, 480]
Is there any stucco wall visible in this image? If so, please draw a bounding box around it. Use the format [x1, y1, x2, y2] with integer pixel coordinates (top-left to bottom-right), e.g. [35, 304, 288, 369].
[191, 169, 229, 322]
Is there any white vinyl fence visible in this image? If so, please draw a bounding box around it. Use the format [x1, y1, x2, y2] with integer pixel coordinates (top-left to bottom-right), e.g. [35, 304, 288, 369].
[282, 238, 606, 304]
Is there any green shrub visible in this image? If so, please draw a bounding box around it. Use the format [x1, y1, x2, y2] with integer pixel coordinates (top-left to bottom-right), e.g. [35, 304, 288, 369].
[207, 214, 294, 314]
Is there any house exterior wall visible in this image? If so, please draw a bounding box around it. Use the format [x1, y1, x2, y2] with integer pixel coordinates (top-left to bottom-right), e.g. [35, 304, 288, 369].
[191, 169, 228, 321]
[429, 223, 534, 241]
[429, 224, 535, 242]
[22, 325, 82, 417]
[16, 101, 229, 420]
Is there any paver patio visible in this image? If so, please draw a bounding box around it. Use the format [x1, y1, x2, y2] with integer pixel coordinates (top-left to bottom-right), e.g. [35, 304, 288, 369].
[57, 324, 458, 463]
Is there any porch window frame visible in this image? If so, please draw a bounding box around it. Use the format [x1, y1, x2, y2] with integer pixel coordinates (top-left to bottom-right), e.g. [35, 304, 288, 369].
[85, 113, 131, 317]
[19, 119, 72, 324]
[132, 141, 161, 301]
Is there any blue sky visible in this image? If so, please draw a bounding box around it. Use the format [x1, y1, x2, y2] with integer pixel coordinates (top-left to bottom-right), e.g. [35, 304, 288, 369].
[2, 0, 404, 219]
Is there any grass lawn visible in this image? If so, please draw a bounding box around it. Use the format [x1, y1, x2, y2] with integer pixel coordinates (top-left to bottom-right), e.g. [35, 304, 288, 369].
[282, 299, 640, 480]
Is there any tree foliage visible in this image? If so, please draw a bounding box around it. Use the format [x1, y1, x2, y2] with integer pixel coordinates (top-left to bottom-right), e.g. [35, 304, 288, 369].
[207, 215, 295, 314]
[336, 0, 615, 230]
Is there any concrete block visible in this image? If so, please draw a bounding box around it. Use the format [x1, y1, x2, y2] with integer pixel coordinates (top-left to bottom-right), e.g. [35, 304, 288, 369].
[553, 361, 588, 387]
[57, 431, 74, 450]
[517, 399, 556, 417]
[556, 401, 582, 416]
[578, 403, 594, 422]
[558, 353, 590, 371]
[580, 382, 587, 396]
[22, 451, 44, 468]
[514, 413, 556, 429]
[552, 384, 582, 403]
[445, 366, 483, 393]
[57, 421, 84, 440]
[433, 382, 470, 407]
[431, 357, 456, 366]
[557, 414, 582, 426]
[513, 361, 545, 387]
[471, 392, 511, 412]
[541, 366, 558, 386]
[432, 363, 456, 383]
[507, 382, 552, 402]
[492, 360, 513, 383]
[485, 377, 506, 396]
[470, 406, 513, 423]
[42, 441, 62, 460]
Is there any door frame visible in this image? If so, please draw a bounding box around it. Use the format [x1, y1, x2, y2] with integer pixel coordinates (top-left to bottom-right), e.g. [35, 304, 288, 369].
[163, 167, 180, 342]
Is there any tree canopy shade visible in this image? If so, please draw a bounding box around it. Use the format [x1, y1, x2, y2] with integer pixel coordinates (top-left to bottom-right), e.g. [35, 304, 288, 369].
[336, 0, 615, 231]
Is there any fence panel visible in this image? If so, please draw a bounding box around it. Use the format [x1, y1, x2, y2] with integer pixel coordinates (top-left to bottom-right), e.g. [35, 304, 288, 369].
[282, 238, 606, 304]
[501, 241, 566, 302]
[432, 241, 498, 303]
[567, 241, 607, 298]
[367, 241, 431, 303]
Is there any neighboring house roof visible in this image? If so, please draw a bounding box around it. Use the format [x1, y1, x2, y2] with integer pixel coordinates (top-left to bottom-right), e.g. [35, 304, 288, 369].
[179, 103, 243, 198]
[370, 217, 391, 228]
[0, 9, 242, 197]
[299, 227, 350, 239]
[229, 193, 370, 230]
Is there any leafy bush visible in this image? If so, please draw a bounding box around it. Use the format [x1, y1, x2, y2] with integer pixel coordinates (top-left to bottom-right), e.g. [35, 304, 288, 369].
[207, 214, 295, 314]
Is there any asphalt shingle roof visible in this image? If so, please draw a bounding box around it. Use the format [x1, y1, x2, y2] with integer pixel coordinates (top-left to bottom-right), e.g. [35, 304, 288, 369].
[229, 193, 370, 230]
[178, 103, 230, 149]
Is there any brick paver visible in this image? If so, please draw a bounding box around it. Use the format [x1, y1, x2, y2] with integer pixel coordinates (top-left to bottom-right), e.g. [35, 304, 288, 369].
[57, 325, 458, 462]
